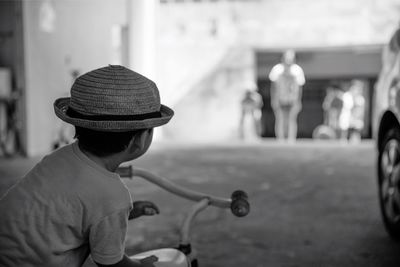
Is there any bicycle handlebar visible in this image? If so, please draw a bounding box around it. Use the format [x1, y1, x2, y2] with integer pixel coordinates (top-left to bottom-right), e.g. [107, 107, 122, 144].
[118, 166, 250, 217]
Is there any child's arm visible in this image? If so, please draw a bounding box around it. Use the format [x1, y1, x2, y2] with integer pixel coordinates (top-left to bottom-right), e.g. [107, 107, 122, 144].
[95, 254, 158, 267]
[90, 207, 157, 266]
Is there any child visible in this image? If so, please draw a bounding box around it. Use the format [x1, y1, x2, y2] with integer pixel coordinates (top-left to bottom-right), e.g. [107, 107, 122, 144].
[0, 65, 174, 267]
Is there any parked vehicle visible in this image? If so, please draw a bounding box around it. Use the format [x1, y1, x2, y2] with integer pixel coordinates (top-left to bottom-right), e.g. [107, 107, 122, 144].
[374, 26, 400, 239]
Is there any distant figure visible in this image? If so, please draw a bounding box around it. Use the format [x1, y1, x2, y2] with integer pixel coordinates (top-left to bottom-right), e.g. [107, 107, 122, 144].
[348, 80, 365, 143]
[313, 83, 344, 140]
[239, 84, 263, 140]
[323, 83, 344, 135]
[338, 89, 354, 141]
[269, 50, 305, 142]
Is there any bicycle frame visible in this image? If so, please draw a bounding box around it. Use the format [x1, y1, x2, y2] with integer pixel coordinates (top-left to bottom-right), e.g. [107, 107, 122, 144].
[118, 166, 250, 267]
[129, 168, 232, 208]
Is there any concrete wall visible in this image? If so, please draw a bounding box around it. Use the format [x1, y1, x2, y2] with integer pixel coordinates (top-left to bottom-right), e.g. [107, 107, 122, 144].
[156, 1, 259, 141]
[22, 0, 126, 156]
[158, 0, 400, 49]
[162, 47, 255, 141]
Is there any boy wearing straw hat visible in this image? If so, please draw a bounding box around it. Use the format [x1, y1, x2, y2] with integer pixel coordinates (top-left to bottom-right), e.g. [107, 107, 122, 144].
[0, 65, 174, 267]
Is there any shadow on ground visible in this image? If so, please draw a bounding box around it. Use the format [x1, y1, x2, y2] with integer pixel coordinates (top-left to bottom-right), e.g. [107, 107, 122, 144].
[1, 140, 400, 267]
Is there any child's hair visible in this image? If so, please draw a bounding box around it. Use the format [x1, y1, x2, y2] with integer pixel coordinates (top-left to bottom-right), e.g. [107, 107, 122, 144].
[74, 126, 140, 157]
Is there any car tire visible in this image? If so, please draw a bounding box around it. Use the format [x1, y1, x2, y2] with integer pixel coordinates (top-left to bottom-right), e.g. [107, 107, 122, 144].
[378, 127, 400, 239]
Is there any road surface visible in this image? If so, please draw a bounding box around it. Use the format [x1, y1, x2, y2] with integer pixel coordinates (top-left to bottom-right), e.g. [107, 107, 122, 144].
[1, 140, 399, 267]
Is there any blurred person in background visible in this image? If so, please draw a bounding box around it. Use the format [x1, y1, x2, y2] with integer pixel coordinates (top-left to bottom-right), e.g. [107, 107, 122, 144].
[269, 49, 305, 142]
[313, 83, 344, 140]
[348, 79, 365, 143]
[239, 82, 263, 140]
[338, 86, 354, 142]
[323, 83, 344, 132]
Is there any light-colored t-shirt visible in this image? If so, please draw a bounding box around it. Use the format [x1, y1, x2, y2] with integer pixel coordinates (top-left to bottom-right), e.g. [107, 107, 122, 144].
[338, 91, 354, 130]
[269, 63, 305, 106]
[0, 142, 133, 266]
[269, 63, 305, 85]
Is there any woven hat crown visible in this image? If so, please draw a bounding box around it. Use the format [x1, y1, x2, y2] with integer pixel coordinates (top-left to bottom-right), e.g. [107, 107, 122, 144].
[54, 65, 173, 131]
[69, 65, 161, 116]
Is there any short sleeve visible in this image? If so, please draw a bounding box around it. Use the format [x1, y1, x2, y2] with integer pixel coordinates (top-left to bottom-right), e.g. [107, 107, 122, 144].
[268, 64, 283, 82]
[293, 65, 305, 86]
[89, 207, 130, 265]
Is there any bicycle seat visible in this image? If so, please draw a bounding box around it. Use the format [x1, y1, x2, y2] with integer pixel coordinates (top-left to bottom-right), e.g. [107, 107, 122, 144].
[130, 248, 189, 267]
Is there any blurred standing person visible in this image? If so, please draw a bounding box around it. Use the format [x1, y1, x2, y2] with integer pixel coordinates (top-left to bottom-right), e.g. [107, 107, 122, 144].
[313, 83, 344, 140]
[239, 83, 263, 140]
[323, 83, 344, 137]
[338, 87, 354, 142]
[269, 50, 305, 142]
[348, 80, 365, 143]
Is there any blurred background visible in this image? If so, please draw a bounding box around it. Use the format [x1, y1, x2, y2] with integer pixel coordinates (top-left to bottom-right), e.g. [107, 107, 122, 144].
[2, 1, 400, 266]
[0, 0, 399, 156]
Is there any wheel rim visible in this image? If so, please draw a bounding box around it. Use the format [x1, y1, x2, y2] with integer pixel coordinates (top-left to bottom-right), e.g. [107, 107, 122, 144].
[381, 139, 400, 224]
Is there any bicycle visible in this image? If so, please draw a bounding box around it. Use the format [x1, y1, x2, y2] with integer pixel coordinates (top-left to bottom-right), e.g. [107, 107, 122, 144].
[117, 166, 250, 267]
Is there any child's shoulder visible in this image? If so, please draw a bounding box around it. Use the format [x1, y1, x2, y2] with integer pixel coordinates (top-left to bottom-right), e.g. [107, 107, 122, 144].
[38, 143, 77, 170]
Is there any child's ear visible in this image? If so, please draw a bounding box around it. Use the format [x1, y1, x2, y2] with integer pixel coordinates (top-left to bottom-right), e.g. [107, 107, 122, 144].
[128, 129, 150, 152]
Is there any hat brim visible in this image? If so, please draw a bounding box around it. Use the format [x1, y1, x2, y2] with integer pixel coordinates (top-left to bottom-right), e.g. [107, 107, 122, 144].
[54, 97, 174, 132]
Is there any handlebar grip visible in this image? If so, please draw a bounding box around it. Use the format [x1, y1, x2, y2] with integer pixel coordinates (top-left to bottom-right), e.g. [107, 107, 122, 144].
[117, 166, 133, 178]
[231, 190, 248, 200]
[230, 190, 250, 217]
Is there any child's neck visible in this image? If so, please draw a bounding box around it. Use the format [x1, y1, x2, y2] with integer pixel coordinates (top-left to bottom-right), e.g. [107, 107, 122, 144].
[78, 143, 123, 173]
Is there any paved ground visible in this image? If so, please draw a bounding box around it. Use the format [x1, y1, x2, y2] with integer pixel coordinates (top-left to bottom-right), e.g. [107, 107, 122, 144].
[1, 140, 400, 267]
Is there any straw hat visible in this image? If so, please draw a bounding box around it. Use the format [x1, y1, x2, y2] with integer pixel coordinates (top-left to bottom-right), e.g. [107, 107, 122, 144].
[54, 65, 174, 132]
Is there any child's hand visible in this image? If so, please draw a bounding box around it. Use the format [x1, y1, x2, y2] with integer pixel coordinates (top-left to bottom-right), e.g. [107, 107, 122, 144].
[139, 255, 158, 267]
[129, 201, 160, 220]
